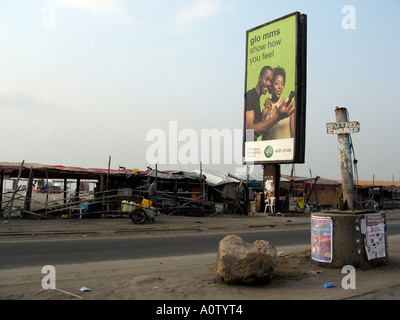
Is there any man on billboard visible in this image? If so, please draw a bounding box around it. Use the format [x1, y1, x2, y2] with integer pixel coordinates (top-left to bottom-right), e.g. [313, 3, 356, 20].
[245, 65, 295, 142]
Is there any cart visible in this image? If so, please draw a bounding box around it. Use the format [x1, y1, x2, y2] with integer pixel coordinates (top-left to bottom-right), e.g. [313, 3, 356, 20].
[121, 199, 159, 224]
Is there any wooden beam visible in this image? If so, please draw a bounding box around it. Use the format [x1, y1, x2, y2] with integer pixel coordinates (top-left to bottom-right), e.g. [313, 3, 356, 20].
[0, 171, 3, 210]
[6, 160, 24, 218]
[24, 166, 34, 212]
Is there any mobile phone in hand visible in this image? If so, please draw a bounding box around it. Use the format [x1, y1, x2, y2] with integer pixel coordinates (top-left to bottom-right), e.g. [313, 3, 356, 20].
[285, 91, 295, 107]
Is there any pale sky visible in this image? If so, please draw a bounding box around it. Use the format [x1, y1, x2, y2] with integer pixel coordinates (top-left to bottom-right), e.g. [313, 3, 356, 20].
[1, 0, 399, 181]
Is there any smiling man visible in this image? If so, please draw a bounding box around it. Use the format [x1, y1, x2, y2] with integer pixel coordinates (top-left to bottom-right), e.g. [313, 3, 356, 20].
[244, 66, 274, 141]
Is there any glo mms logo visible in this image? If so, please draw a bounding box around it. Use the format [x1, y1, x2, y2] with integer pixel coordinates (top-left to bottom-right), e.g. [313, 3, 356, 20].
[264, 146, 274, 158]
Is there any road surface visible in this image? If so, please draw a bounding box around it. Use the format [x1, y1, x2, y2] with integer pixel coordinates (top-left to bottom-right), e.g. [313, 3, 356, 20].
[1, 223, 400, 269]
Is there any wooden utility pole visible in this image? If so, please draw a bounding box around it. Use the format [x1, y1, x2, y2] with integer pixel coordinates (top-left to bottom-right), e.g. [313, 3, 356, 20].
[336, 107, 355, 210]
[327, 107, 360, 211]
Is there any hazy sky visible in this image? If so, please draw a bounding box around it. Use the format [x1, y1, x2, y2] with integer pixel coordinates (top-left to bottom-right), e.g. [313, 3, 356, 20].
[1, 0, 399, 181]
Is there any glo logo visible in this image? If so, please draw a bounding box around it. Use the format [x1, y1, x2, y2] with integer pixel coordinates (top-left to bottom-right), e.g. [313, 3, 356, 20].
[264, 145, 274, 158]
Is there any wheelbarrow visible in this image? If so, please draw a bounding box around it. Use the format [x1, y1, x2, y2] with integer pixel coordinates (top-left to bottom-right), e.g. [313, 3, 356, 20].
[121, 199, 159, 224]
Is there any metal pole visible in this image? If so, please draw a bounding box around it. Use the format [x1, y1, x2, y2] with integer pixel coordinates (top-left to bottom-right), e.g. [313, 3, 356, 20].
[335, 107, 355, 210]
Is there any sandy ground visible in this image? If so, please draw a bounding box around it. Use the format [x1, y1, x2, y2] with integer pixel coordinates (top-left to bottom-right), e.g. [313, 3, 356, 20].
[1, 239, 400, 301]
[1, 194, 400, 301]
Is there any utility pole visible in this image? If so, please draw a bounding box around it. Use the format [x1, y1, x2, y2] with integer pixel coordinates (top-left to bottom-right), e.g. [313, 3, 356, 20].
[326, 107, 360, 211]
[336, 107, 355, 210]
[315, 108, 388, 269]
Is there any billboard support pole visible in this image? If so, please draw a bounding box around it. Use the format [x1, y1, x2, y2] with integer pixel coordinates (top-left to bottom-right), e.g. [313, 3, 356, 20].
[263, 164, 280, 213]
[335, 107, 355, 211]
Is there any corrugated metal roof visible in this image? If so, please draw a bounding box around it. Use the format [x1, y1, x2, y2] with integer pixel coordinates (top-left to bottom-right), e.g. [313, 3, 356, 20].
[0, 161, 142, 179]
[193, 169, 238, 186]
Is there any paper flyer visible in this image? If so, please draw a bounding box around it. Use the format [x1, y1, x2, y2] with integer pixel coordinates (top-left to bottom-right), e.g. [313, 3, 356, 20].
[365, 213, 386, 260]
[311, 216, 333, 263]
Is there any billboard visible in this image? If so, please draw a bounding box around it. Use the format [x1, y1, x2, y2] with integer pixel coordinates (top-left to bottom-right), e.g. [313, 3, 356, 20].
[243, 12, 307, 164]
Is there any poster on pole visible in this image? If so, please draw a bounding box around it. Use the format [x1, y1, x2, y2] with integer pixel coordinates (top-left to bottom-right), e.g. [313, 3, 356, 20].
[243, 12, 307, 165]
[364, 213, 386, 260]
[311, 216, 333, 263]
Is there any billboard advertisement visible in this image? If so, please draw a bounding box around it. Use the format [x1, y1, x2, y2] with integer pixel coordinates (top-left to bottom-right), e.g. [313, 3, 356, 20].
[243, 12, 307, 164]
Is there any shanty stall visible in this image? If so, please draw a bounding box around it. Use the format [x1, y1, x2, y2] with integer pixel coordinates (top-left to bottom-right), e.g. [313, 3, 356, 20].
[0, 161, 217, 218]
[279, 175, 342, 213]
[0, 161, 145, 219]
[5, 160, 396, 219]
[279, 175, 400, 212]
[354, 180, 400, 210]
[140, 169, 212, 216]
[195, 169, 247, 215]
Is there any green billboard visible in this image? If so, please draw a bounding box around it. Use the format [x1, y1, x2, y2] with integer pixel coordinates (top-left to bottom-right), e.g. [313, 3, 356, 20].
[243, 12, 307, 165]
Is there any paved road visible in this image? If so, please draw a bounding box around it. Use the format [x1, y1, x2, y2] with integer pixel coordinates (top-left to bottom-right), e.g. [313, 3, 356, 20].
[1, 222, 400, 269]
[0, 228, 311, 269]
